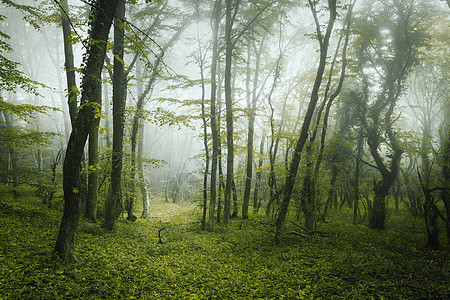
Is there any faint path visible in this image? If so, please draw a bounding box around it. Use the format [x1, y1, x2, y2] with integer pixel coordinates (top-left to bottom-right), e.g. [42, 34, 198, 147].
[147, 198, 198, 223]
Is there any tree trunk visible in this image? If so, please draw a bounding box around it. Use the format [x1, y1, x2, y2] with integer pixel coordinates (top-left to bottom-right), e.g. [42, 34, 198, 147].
[55, 0, 119, 262]
[242, 44, 253, 219]
[207, 0, 222, 231]
[2, 111, 17, 187]
[369, 188, 387, 230]
[200, 55, 210, 229]
[323, 163, 338, 219]
[223, 0, 234, 225]
[86, 116, 100, 222]
[138, 126, 150, 218]
[60, 0, 77, 125]
[253, 135, 265, 213]
[300, 149, 316, 231]
[105, 0, 125, 231]
[366, 123, 402, 229]
[442, 128, 450, 244]
[217, 95, 225, 223]
[419, 173, 440, 250]
[353, 133, 363, 224]
[103, 76, 111, 148]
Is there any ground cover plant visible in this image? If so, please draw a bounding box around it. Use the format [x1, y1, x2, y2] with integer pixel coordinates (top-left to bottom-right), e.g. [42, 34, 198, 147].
[0, 185, 449, 299]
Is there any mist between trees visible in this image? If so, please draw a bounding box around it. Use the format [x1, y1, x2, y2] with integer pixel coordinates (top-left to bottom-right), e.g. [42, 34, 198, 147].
[0, 0, 449, 272]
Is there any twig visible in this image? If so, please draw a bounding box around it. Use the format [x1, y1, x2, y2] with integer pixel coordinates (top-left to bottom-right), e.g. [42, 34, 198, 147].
[158, 227, 166, 244]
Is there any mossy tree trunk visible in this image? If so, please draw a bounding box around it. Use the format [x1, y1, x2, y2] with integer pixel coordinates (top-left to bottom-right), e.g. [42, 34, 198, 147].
[55, 0, 119, 262]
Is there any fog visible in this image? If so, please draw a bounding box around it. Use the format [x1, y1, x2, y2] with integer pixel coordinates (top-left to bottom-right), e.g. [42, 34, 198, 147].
[1, 0, 448, 216]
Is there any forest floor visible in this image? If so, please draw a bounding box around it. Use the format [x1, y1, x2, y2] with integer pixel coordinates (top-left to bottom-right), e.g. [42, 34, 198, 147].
[0, 185, 449, 299]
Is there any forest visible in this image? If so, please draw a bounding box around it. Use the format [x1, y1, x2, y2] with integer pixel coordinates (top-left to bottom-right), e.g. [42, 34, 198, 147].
[0, 0, 449, 298]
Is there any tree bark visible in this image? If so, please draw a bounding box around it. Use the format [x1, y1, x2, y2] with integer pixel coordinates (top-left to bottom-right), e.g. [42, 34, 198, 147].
[242, 44, 253, 219]
[105, 0, 125, 231]
[442, 129, 450, 244]
[198, 39, 209, 229]
[353, 133, 363, 224]
[59, 0, 77, 125]
[223, 0, 234, 225]
[253, 135, 265, 213]
[86, 116, 100, 222]
[55, 0, 119, 262]
[207, 0, 222, 231]
[138, 126, 150, 218]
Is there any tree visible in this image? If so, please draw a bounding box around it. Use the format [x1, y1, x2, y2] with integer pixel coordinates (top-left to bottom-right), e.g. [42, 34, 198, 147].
[105, 0, 125, 230]
[58, 0, 99, 222]
[223, 0, 236, 225]
[127, 6, 192, 221]
[275, 0, 338, 243]
[298, 1, 354, 231]
[86, 103, 100, 222]
[351, 0, 431, 229]
[58, 0, 77, 125]
[55, 0, 119, 261]
[207, 0, 222, 231]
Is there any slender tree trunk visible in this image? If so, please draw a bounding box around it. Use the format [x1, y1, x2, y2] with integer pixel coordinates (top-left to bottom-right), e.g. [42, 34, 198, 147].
[199, 47, 209, 229]
[217, 153, 223, 223]
[127, 16, 188, 220]
[60, 0, 88, 217]
[55, 0, 119, 262]
[300, 148, 316, 231]
[2, 111, 17, 187]
[103, 76, 111, 148]
[242, 44, 253, 219]
[105, 0, 125, 231]
[138, 126, 150, 218]
[232, 178, 239, 218]
[217, 99, 225, 223]
[266, 68, 284, 216]
[223, 0, 234, 225]
[208, 0, 222, 231]
[442, 128, 450, 244]
[86, 116, 100, 222]
[253, 135, 265, 213]
[353, 134, 363, 224]
[60, 0, 77, 125]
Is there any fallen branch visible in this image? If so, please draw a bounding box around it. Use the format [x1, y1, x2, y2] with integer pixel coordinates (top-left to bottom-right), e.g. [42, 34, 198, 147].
[288, 231, 309, 238]
[173, 221, 202, 226]
[289, 221, 327, 236]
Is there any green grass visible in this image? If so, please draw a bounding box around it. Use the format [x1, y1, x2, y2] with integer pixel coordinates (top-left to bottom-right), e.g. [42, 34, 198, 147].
[0, 185, 449, 299]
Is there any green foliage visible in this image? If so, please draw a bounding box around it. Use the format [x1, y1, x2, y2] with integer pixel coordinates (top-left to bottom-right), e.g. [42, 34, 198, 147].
[1, 186, 449, 299]
[0, 99, 60, 122]
[127, 106, 193, 130]
[0, 1, 47, 94]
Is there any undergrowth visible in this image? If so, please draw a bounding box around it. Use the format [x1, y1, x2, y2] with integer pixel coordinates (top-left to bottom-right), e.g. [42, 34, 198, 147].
[0, 185, 449, 299]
